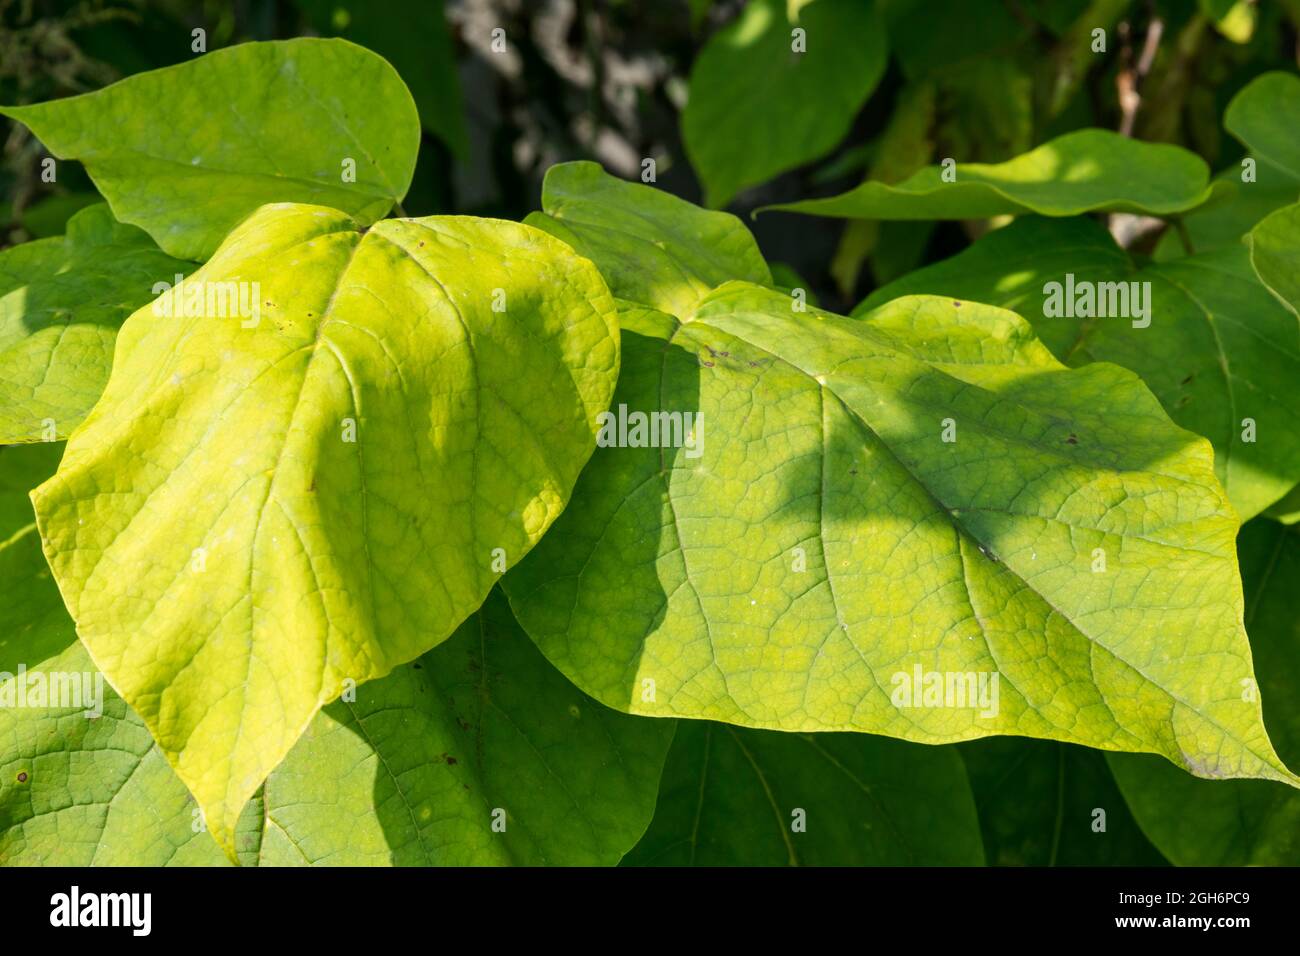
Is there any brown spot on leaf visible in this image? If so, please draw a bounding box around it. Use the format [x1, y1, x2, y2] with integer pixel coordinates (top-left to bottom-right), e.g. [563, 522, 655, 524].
[16, 772, 27, 783]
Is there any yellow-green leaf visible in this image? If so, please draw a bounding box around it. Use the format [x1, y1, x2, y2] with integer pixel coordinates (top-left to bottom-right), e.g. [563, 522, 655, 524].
[504, 165, 1298, 793]
[31, 202, 619, 858]
[0, 39, 420, 260]
[762, 130, 1213, 220]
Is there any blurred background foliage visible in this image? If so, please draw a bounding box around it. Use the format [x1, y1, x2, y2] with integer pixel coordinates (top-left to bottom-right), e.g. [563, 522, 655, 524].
[1, 0, 1298, 312]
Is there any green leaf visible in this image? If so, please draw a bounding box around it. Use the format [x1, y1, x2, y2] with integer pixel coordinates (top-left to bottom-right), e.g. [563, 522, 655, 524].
[1108, 520, 1300, 865]
[1246, 201, 1300, 318]
[682, 0, 887, 207]
[958, 738, 1167, 865]
[0, 204, 193, 444]
[30, 202, 620, 858]
[505, 279, 1297, 790]
[525, 161, 773, 317]
[761, 130, 1213, 220]
[0, 589, 672, 865]
[295, 0, 468, 157]
[1225, 72, 1300, 180]
[624, 722, 983, 865]
[859, 215, 1300, 520]
[0, 39, 420, 261]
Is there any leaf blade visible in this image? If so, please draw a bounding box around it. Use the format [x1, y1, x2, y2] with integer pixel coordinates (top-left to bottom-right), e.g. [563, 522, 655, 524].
[31, 203, 620, 857]
[1, 39, 420, 260]
[762, 130, 1213, 220]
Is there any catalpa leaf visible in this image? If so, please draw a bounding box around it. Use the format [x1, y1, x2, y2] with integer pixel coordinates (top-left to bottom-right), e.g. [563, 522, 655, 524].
[525, 161, 773, 317]
[623, 722, 983, 865]
[957, 738, 1167, 866]
[0, 38, 420, 261]
[761, 130, 1212, 220]
[0, 588, 671, 866]
[31, 202, 619, 858]
[0, 204, 192, 444]
[502, 235, 1298, 789]
[1224, 72, 1300, 181]
[505, 282, 1297, 785]
[1108, 519, 1300, 865]
[1246, 202, 1300, 318]
[682, 0, 887, 207]
[859, 215, 1300, 520]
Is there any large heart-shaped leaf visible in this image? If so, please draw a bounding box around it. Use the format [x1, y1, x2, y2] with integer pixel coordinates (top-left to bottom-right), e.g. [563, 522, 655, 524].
[859, 215, 1300, 520]
[682, 0, 887, 207]
[505, 287, 1295, 783]
[1224, 72, 1300, 181]
[0, 38, 420, 261]
[1108, 519, 1300, 865]
[31, 202, 619, 857]
[0, 205, 192, 444]
[761, 130, 1212, 220]
[0, 585, 671, 866]
[504, 165, 1298, 791]
[624, 722, 983, 865]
